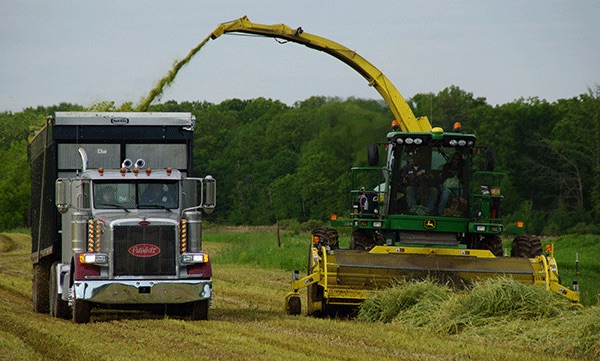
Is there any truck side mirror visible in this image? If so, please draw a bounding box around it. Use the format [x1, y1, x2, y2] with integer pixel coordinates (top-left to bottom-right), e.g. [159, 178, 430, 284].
[203, 175, 216, 214]
[486, 149, 496, 171]
[55, 179, 69, 214]
[368, 144, 379, 167]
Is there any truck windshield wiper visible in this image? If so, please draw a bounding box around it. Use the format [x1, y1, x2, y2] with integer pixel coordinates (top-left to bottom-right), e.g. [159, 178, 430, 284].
[96, 203, 130, 212]
[139, 204, 168, 209]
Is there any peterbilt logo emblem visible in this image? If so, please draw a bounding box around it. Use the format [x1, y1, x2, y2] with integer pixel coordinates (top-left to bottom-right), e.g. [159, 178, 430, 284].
[128, 244, 160, 257]
[424, 219, 436, 230]
[111, 117, 129, 124]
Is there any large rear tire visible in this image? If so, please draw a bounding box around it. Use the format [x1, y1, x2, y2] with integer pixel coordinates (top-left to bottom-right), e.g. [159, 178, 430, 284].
[311, 227, 339, 250]
[49, 262, 70, 319]
[478, 235, 503, 257]
[32, 259, 51, 313]
[511, 235, 542, 258]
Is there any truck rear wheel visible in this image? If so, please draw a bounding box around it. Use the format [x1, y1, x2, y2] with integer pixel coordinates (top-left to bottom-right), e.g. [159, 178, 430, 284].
[49, 262, 70, 319]
[32, 259, 51, 313]
[72, 297, 91, 324]
[511, 236, 542, 258]
[190, 300, 209, 320]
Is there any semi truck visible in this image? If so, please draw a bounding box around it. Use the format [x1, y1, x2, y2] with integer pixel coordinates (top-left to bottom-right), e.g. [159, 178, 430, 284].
[29, 112, 216, 323]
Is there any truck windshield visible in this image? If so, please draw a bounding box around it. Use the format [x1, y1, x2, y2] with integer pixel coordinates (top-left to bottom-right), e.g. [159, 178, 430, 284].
[94, 181, 179, 210]
[138, 182, 179, 209]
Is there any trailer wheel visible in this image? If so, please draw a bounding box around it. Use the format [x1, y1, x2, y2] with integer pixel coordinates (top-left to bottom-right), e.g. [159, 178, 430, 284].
[72, 297, 91, 324]
[190, 300, 209, 321]
[32, 259, 51, 313]
[479, 235, 503, 257]
[49, 262, 70, 319]
[511, 236, 542, 258]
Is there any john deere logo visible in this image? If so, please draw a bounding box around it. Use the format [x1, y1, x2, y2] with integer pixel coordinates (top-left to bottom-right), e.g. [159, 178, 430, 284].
[424, 219, 436, 229]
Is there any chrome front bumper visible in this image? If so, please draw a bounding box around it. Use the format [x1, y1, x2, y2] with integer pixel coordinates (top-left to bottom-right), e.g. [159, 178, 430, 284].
[74, 279, 212, 304]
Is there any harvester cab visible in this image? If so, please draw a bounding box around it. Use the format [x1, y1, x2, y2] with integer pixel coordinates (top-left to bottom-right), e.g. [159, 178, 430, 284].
[348, 125, 505, 254]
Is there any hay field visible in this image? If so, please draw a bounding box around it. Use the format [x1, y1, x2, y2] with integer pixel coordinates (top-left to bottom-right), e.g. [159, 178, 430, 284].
[0, 231, 597, 360]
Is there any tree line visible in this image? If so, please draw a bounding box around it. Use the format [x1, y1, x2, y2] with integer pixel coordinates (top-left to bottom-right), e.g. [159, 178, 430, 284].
[0, 85, 598, 235]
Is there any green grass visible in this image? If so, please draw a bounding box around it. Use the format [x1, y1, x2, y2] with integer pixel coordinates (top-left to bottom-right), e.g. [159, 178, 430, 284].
[203, 226, 311, 272]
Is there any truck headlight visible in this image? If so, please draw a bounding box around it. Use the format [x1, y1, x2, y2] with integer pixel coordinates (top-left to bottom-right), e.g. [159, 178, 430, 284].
[181, 252, 208, 265]
[79, 253, 108, 265]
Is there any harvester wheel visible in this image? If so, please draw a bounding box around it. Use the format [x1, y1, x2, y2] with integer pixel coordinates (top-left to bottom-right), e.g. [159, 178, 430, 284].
[479, 235, 503, 257]
[350, 229, 373, 251]
[306, 243, 323, 316]
[511, 236, 542, 258]
[312, 227, 339, 249]
[286, 295, 302, 315]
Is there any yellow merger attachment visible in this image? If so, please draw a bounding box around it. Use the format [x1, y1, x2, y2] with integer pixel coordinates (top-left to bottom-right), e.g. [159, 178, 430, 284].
[285, 245, 580, 316]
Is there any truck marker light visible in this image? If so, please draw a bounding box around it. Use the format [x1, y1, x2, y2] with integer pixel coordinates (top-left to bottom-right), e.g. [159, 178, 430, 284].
[166, 167, 172, 175]
[146, 168, 152, 175]
[133, 167, 139, 174]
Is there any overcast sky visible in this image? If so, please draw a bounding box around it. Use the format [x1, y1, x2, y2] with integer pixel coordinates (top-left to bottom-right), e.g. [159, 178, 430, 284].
[1, 1, 599, 113]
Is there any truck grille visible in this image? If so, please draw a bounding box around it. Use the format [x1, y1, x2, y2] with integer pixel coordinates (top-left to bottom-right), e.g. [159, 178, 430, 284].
[113, 225, 176, 276]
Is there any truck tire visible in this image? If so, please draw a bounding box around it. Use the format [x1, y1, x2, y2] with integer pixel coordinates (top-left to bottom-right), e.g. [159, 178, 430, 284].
[511, 236, 542, 258]
[49, 262, 70, 319]
[72, 297, 91, 324]
[479, 235, 503, 257]
[190, 300, 209, 321]
[32, 259, 51, 313]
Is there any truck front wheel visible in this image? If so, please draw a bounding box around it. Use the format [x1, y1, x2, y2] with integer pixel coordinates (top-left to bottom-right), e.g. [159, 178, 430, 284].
[190, 300, 209, 320]
[72, 297, 91, 324]
[49, 262, 70, 319]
